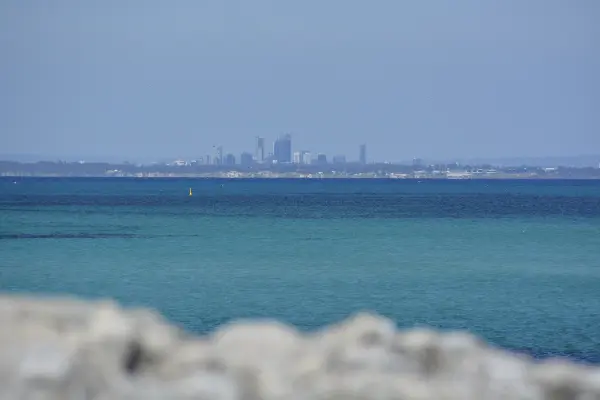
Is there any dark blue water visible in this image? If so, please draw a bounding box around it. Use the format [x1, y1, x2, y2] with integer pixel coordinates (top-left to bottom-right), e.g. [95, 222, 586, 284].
[1, 178, 600, 363]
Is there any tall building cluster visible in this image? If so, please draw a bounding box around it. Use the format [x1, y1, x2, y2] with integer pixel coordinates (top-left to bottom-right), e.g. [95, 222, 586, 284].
[193, 134, 369, 167]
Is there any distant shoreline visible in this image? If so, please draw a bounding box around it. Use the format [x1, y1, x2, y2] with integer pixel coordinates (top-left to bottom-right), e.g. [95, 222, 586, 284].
[2, 174, 599, 180]
[2, 160, 600, 180]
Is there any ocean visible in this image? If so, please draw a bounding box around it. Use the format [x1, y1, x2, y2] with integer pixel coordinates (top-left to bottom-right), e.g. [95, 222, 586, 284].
[1, 177, 599, 363]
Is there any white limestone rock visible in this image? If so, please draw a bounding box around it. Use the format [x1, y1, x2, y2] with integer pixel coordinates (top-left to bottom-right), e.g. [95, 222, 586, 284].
[0, 294, 598, 400]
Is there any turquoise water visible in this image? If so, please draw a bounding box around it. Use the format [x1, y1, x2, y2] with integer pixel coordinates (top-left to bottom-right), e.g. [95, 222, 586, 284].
[1, 178, 600, 363]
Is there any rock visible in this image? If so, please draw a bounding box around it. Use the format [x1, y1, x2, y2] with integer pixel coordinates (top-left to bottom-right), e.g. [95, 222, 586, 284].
[0, 294, 598, 400]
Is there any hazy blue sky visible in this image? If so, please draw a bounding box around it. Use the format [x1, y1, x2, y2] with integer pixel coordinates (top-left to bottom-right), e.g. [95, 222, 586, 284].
[1, 1, 598, 162]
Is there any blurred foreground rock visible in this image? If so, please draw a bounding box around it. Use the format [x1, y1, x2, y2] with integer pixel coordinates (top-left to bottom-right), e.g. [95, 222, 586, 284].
[1, 295, 599, 400]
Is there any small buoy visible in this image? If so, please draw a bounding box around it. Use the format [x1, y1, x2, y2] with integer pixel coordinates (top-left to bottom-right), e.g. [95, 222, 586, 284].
[189, 188, 193, 196]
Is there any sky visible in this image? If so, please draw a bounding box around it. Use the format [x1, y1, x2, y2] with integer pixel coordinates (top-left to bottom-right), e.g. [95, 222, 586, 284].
[1, 0, 598, 163]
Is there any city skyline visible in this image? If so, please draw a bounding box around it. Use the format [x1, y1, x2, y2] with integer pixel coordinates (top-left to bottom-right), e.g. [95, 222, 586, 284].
[1, 1, 597, 162]
[189, 134, 369, 167]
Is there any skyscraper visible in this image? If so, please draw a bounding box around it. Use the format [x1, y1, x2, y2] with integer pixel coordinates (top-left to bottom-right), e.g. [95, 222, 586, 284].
[255, 137, 265, 162]
[302, 151, 312, 165]
[273, 134, 292, 163]
[359, 144, 367, 164]
[293, 151, 302, 164]
[214, 146, 223, 165]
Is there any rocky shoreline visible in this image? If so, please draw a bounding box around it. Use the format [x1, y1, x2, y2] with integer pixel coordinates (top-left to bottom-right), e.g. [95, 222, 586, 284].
[1, 295, 598, 399]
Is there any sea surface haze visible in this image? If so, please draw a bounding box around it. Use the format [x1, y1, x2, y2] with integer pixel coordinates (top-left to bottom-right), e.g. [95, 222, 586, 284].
[1, 178, 599, 363]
